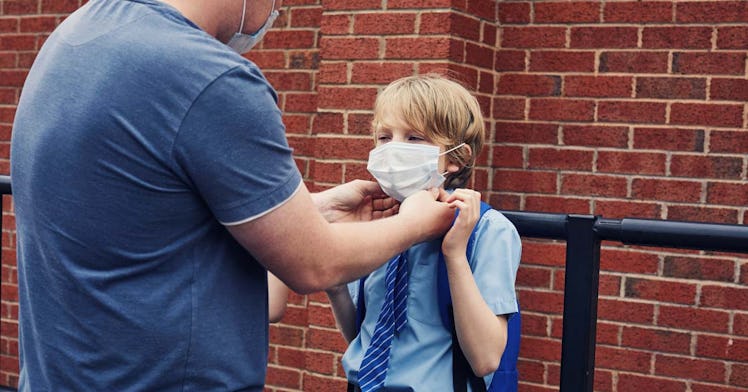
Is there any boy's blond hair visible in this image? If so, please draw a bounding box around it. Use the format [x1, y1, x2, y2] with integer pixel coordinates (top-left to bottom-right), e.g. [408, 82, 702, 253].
[372, 74, 485, 189]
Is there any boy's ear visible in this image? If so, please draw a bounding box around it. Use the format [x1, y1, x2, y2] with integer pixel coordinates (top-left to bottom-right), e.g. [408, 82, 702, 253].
[463, 144, 472, 160]
[446, 144, 472, 173]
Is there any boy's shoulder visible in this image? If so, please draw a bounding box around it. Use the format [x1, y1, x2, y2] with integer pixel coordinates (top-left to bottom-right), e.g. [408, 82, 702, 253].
[477, 208, 520, 236]
[470, 208, 522, 266]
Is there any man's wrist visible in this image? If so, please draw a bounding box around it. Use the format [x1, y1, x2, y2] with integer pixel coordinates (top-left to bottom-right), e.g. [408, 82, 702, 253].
[310, 190, 335, 222]
[389, 213, 422, 249]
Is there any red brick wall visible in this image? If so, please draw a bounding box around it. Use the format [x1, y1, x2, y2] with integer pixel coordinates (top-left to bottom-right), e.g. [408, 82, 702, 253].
[491, 3, 747, 391]
[2, 1, 748, 391]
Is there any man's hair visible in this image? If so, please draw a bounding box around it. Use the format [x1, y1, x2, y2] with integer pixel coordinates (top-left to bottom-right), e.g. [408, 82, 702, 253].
[371, 74, 485, 189]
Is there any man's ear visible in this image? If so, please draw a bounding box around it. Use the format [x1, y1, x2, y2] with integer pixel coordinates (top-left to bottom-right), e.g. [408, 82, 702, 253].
[446, 144, 472, 173]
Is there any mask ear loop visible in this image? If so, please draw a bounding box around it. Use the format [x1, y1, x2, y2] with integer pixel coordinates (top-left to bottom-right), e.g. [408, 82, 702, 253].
[440, 110, 474, 162]
[438, 143, 466, 176]
[440, 142, 466, 156]
[237, 0, 247, 34]
[441, 111, 475, 180]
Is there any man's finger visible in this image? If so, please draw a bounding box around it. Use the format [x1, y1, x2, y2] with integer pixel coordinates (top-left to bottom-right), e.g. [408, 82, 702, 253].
[372, 196, 398, 211]
[357, 180, 388, 198]
[435, 187, 451, 202]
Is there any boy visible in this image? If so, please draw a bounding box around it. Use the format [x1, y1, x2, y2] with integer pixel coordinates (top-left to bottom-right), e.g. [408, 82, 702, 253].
[326, 75, 522, 391]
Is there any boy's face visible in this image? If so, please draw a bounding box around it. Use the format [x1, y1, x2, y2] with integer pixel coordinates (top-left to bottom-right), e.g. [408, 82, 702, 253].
[374, 109, 450, 173]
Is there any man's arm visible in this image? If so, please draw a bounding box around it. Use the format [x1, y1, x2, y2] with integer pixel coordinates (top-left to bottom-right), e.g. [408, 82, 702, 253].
[227, 182, 453, 294]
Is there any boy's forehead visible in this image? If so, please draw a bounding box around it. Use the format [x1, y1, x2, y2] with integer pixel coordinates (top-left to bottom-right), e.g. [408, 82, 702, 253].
[377, 107, 417, 130]
[375, 100, 437, 137]
[378, 104, 404, 119]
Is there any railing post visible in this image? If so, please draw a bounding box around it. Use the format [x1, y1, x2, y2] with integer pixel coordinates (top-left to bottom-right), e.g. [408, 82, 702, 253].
[0, 176, 8, 314]
[0, 195, 3, 307]
[559, 215, 601, 392]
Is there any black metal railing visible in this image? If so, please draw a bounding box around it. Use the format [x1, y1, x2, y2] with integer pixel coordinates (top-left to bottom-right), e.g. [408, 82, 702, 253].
[0, 175, 747, 391]
[0, 175, 12, 392]
[502, 211, 748, 391]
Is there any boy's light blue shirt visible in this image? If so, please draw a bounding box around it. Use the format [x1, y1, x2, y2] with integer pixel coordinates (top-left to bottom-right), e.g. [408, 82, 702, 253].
[343, 210, 522, 391]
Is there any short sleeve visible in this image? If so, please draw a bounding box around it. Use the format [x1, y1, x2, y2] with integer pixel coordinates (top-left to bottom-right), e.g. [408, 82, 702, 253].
[172, 65, 302, 224]
[347, 280, 360, 310]
[469, 210, 522, 317]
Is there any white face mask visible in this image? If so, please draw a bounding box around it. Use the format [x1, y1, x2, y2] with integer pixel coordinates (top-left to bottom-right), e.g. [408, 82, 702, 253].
[227, 0, 279, 54]
[367, 142, 465, 202]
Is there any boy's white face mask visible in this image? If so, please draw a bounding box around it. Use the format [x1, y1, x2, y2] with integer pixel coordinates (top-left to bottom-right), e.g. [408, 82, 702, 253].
[367, 142, 465, 202]
[227, 0, 279, 54]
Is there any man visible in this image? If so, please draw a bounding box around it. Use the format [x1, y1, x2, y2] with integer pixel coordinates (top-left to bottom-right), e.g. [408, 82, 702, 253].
[9, 0, 453, 390]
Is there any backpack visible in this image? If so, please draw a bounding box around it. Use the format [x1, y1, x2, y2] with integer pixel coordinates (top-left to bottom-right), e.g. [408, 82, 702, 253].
[350, 201, 521, 392]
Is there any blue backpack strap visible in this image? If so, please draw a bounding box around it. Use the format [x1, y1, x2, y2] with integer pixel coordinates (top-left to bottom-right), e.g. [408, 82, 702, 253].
[355, 275, 367, 331]
[349, 275, 369, 392]
[487, 301, 521, 392]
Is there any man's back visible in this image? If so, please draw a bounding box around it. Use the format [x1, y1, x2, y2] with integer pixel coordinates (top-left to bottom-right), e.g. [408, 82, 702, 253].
[10, 0, 301, 390]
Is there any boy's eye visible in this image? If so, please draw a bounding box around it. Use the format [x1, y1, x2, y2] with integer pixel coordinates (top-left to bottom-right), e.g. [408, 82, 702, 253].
[408, 135, 425, 142]
[376, 135, 391, 142]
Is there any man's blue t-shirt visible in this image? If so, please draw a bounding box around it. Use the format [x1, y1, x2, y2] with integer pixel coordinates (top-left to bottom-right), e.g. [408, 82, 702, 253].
[10, 0, 301, 390]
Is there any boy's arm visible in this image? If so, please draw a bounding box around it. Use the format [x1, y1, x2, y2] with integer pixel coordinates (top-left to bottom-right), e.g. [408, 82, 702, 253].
[325, 285, 358, 342]
[268, 272, 289, 323]
[441, 189, 507, 377]
[446, 254, 508, 377]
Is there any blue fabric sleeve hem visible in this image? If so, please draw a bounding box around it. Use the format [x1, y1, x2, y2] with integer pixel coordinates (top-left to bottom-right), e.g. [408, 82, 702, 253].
[217, 170, 302, 225]
[488, 297, 519, 317]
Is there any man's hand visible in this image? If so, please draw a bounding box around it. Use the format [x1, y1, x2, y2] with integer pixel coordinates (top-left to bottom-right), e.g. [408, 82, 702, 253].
[312, 180, 399, 223]
[398, 188, 454, 241]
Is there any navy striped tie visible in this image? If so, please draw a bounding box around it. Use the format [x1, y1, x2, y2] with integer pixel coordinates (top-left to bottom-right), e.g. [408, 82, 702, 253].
[357, 253, 409, 392]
